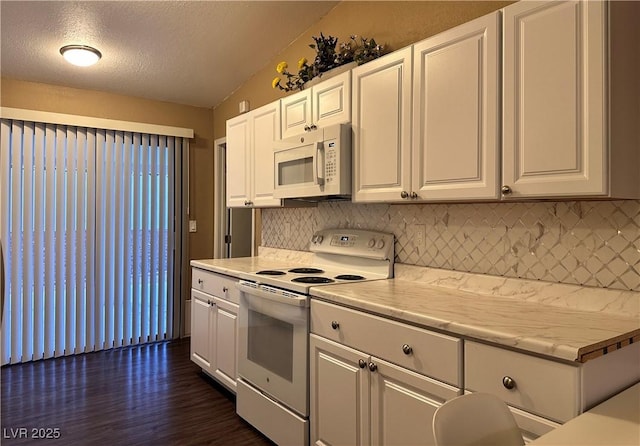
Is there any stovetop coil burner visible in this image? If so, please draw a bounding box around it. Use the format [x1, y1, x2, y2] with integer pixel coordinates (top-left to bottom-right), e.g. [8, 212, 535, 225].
[289, 267, 324, 274]
[255, 270, 287, 276]
[335, 274, 366, 281]
[291, 276, 335, 284]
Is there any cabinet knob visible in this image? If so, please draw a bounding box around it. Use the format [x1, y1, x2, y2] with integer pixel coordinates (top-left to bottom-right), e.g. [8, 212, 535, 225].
[502, 376, 516, 390]
[310, 124, 317, 131]
[304, 125, 311, 132]
[358, 359, 367, 369]
[331, 321, 340, 330]
[402, 344, 413, 355]
[198, 278, 203, 284]
[400, 191, 409, 199]
[222, 286, 228, 293]
[368, 362, 377, 372]
[501, 185, 513, 195]
[410, 192, 418, 199]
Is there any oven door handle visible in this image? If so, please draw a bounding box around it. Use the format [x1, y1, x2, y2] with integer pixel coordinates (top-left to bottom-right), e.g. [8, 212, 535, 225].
[236, 282, 308, 307]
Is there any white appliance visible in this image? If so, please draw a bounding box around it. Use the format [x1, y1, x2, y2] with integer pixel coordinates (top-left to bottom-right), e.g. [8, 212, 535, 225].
[273, 123, 351, 200]
[236, 228, 395, 446]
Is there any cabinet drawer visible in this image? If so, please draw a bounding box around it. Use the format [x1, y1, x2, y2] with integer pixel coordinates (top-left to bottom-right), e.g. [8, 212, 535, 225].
[311, 299, 462, 386]
[464, 341, 579, 422]
[509, 405, 560, 443]
[192, 268, 239, 304]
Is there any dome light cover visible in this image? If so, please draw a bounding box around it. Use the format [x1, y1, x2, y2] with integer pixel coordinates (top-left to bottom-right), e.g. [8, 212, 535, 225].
[60, 45, 102, 67]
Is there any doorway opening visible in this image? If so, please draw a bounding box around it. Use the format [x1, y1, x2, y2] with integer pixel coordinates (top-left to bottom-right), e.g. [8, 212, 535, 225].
[214, 137, 253, 259]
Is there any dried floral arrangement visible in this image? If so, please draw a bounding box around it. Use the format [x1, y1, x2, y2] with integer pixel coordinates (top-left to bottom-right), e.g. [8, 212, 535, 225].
[272, 33, 386, 92]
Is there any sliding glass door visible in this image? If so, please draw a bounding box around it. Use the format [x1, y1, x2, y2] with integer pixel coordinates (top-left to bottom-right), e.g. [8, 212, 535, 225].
[0, 119, 186, 365]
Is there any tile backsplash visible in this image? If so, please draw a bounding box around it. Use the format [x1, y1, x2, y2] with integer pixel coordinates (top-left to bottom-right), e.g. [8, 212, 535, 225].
[262, 200, 640, 292]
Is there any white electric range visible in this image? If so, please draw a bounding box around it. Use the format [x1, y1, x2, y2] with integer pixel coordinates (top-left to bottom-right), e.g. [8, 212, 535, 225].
[235, 228, 395, 446]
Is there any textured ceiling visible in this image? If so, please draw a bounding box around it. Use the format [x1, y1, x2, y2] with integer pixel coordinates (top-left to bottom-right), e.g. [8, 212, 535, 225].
[1, 1, 338, 108]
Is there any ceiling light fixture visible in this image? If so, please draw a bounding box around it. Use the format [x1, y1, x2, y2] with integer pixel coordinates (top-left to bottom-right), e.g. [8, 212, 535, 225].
[60, 45, 102, 67]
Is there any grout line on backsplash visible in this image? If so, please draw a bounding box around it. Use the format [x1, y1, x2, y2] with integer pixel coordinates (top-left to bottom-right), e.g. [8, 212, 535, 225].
[262, 200, 640, 292]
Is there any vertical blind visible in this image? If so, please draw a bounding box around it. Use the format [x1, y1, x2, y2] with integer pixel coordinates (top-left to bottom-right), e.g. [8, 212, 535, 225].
[0, 119, 187, 365]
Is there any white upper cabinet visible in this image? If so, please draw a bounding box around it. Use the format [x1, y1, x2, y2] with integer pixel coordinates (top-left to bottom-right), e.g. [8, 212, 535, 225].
[502, 0, 640, 199]
[281, 71, 351, 139]
[412, 11, 500, 200]
[226, 102, 282, 208]
[226, 113, 251, 208]
[353, 12, 499, 204]
[251, 103, 282, 207]
[352, 47, 413, 202]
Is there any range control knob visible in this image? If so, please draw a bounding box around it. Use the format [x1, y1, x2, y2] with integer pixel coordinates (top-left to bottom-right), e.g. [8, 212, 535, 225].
[316, 235, 323, 244]
[375, 239, 385, 249]
[368, 238, 376, 248]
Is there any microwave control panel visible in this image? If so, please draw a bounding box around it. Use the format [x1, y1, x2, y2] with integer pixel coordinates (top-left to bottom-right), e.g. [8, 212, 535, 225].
[325, 140, 337, 184]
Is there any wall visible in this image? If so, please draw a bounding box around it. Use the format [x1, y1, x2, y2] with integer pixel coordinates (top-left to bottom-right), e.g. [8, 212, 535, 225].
[1, 77, 215, 263]
[212, 0, 513, 250]
[1, 77, 215, 335]
[214, 2, 640, 294]
[262, 201, 640, 292]
[212, 1, 514, 139]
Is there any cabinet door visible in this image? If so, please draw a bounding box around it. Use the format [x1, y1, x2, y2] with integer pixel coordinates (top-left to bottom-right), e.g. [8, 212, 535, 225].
[352, 47, 413, 203]
[281, 89, 312, 139]
[251, 102, 282, 207]
[212, 297, 238, 391]
[310, 334, 370, 446]
[226, 113, 252, 207]
[190, 290, 212, 370]
[412, 12, 500, 200]
[502, 0, 606, 198]
[370, 357, 461, 446]
[312, 71, 351, 129]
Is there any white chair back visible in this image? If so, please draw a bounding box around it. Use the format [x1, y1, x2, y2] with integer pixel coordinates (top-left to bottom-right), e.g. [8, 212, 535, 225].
[433, 393, 525, 446]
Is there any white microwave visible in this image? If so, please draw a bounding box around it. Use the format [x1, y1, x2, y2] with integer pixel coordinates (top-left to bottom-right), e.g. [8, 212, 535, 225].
[273, 123, 351, 199]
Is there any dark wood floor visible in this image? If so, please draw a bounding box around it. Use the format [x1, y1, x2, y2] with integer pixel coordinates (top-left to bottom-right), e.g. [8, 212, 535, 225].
[1, 339, 275, 445]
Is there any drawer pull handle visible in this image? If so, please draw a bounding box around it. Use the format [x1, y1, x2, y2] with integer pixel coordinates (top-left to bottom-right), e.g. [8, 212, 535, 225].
[358, 359, 367, 369]
[368, 362, 377, 372]
[502, 376, 516, 390]
[198, 279, 203, 284]
[402, 344, 413, 355]
[331, 321, 340, 330]
[222, 287, 228, 292]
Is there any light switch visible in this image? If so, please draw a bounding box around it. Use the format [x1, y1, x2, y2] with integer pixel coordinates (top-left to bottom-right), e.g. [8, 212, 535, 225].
[189, 220, 197, 233]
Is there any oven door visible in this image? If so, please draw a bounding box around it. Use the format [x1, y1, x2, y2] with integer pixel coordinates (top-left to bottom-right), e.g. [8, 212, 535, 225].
[237, 281, 309, 416]
[273, 134, 325, 199]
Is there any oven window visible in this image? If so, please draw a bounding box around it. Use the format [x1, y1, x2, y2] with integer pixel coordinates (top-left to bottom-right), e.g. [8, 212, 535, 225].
[278, 157, 313, 186]
[247, 309, 294, 381]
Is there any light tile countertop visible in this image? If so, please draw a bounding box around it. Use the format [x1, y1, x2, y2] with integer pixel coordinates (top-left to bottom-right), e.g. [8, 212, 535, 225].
[530, 382, 640, 445]
[191, 250, 640, 363]
[310, 275, 639, 363]
[190, 247, 314, 278]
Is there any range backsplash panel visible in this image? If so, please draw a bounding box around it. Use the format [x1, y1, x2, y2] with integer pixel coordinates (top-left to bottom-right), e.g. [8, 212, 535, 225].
[261, 200, 640, 292]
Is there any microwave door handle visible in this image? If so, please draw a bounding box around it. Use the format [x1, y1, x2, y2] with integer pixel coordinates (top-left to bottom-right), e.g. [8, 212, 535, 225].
[315, 141, 325, 185]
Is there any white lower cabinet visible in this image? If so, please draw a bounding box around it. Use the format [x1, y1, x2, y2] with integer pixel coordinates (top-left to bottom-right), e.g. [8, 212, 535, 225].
[310, 300, 462, 446]
[465, 340, 640, 441]
[310, 335, 370, 446]
[190, 269, 239, 393]
[370, 356, 460, 445]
